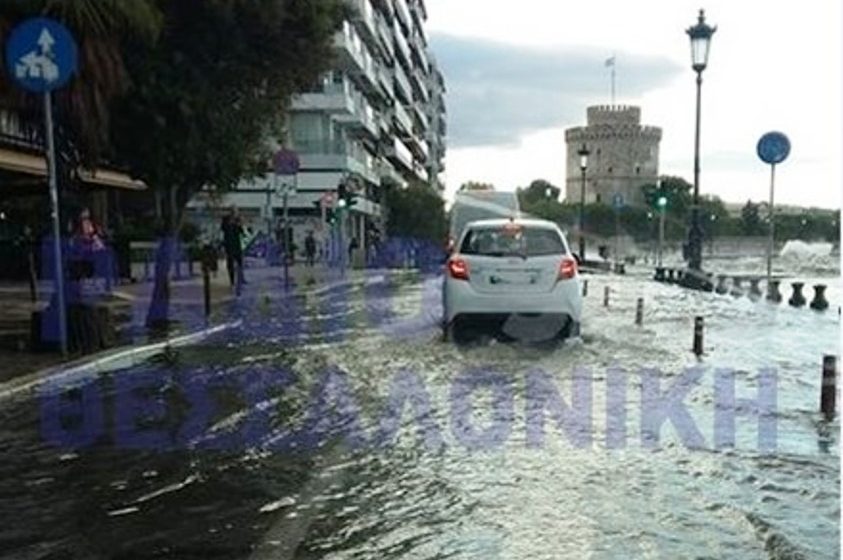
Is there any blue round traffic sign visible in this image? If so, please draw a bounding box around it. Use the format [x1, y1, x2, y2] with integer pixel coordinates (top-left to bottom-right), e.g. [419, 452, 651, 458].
[4, 17, 78, 93]
[757, 131, 790, 165]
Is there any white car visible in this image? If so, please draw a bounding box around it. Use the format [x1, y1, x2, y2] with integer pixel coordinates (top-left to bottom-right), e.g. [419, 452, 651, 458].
[442, 218, 582, 343]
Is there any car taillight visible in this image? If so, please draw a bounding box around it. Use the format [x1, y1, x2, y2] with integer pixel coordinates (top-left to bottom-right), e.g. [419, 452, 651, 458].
[447, 258, 470, 281]
[558, 256, 577, 280]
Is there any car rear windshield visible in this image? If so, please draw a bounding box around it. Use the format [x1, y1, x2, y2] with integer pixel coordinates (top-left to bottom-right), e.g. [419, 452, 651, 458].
[459, 225, 567, 257]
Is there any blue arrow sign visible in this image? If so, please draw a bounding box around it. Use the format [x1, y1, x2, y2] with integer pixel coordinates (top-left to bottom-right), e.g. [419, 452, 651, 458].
[757, 131, 790, 165]
[5, 17, 78, 93]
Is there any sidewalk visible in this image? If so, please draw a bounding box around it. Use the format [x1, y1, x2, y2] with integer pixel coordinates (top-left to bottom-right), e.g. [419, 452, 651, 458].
[0, 261, 420, 382]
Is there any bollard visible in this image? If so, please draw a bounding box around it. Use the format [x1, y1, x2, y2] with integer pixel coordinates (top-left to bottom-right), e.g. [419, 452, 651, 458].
[810, 284, 829, 311]
[654, 267, 666, 282]
[203, 267, 211, 319]
[582, 279, 588, 297]
[748, 278, 762, 300]
[789, 282, 806, 307]
[767, 280, 782, 303]
[667, 268, 676, 283]
[635, 297, 644, 326]
[821, 355, 837, 421]
[677, 269, 685, 282]
[731, 277, 743, 298]
[693, 316, 704, 357]
[715, 275, 729, 295]
[604, 286, 610, 307]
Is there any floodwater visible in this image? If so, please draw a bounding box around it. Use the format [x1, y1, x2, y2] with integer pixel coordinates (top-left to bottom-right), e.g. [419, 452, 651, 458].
[0, 248, 838, 559]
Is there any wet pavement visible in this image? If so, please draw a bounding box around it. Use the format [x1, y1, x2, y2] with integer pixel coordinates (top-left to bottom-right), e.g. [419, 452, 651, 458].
[0, 257, 839, 559]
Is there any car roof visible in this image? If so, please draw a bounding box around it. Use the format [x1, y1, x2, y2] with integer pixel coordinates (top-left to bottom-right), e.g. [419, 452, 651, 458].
[464, 218, 560, 229]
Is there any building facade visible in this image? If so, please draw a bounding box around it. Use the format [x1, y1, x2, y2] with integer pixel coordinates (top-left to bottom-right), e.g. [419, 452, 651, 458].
[564, 105, 660, 207]
[187, 0, 447, 257]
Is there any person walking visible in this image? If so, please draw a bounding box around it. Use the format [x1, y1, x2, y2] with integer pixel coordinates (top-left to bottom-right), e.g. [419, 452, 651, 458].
[221, 208, 245, 288]
[304, 231, 316, 267]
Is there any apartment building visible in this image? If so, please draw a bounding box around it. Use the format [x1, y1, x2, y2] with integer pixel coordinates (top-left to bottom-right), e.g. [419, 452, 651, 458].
[187, 0, 447, 257]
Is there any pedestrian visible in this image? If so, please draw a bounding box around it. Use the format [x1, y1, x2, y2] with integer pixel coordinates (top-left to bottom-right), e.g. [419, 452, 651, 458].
[304, 230, 316, 267]
[348, 236, 359, 262]
[221, 207, 246, 287]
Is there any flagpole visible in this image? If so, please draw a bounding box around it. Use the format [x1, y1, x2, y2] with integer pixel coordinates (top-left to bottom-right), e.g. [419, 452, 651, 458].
[611, 58, 616, 106]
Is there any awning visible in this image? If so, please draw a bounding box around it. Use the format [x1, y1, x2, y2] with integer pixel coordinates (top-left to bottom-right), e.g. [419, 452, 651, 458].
[0, 147, 147, 191]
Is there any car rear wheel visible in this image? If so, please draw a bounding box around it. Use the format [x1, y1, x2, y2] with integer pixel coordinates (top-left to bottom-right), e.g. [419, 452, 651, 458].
[559, 318, 581, 340]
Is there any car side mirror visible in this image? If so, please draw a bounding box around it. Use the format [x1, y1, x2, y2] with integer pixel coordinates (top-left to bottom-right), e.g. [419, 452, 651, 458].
[571, 252, 583, 266]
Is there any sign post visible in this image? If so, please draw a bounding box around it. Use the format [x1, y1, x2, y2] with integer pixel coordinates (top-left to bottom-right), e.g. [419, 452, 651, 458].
[756, 131, 790, 287]
[612, 193, 624, 260]
[6, 18, 78, 356]
[272, 148, 300, 289]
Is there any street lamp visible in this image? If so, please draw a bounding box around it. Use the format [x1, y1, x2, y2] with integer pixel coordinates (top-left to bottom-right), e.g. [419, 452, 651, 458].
[657, 195, 667, 267]
[685, 9, 716, 278]
[578, 144, 590, 259]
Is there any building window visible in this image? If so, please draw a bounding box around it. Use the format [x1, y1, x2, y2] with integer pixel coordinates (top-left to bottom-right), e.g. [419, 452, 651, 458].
[596, 194, 602, 203]
[607, 167, 613, 174]
[635, 166, 641, 175]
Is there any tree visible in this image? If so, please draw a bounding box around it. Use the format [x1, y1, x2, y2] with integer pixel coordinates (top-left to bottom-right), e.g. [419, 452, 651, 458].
[641, 176, 692, 216]
[0, 1, 163, 165]
[518, 179, 560, 207]
[384, 181, 447, 243]
[108, 0, 345, 327]
[740, 200, 764, 236]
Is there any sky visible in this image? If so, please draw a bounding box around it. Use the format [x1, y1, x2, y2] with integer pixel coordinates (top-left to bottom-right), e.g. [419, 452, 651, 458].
[425, 0, 842, 209]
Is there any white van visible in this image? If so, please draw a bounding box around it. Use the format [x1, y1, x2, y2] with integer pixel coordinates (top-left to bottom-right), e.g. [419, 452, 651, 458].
[447, 190, 520, 252]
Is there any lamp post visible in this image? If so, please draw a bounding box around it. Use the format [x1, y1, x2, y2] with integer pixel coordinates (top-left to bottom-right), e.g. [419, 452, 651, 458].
[657, 195, 667, 267]
[685, 9, 716, 276]
[578, 144, 590, 259]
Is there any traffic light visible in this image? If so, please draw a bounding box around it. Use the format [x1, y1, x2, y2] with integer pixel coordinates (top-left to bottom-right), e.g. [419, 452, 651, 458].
[657, 196, 667, 210]
[326, 208, 336, 225]
[337, 176, 359, 209]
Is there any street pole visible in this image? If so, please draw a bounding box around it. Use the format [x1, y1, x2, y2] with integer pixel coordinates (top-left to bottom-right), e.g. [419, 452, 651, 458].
[614, 207, 620, 261]
[579, 168, 586, 259]
[766, 163, 777, 284]
[44, 92, 67, 356]
[283, 188, 289, 290]
[658, 207, 666, 267]
[687, 71, 704, 272]
[338, 208, 346, 278]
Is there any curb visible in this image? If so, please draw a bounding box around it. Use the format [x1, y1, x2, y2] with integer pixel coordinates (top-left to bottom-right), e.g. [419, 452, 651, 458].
[0, 320, 243, 401]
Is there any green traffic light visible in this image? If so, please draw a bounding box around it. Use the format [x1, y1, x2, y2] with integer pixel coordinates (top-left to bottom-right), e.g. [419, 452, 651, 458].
[657, 196, 667, 209]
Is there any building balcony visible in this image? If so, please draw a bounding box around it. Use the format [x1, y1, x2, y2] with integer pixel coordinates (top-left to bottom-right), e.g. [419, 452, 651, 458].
[334, 23, 378, 94]
[377, 62, 394, 99]
[411, 102, 429, 132]
[393, 62, 413, 104]
[348, 0, 378, 49]
[411, 70, 429, 103]
[393, 102, 413, 135]
[392, 19, 412, 68]
[394, 0, 411, 31]
[386, 137, 414, 172]
[375, 13, 394, 59]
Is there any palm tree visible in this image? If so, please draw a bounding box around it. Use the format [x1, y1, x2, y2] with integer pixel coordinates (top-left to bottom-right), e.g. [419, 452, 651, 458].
[0, 0, 162, 165]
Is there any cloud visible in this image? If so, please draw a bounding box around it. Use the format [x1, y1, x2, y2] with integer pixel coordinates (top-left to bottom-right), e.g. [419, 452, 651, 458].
[430, 33, 683, 149]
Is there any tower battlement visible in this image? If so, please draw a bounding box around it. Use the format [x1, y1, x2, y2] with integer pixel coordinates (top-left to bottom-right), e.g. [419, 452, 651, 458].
[587, 105, 641, 126]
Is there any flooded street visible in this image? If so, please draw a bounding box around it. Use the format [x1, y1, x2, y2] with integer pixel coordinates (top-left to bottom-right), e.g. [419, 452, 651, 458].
[0, 256, 838, 559]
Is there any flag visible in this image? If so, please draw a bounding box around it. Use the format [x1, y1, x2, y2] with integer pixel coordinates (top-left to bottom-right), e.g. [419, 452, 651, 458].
[605, 56, 615, 67]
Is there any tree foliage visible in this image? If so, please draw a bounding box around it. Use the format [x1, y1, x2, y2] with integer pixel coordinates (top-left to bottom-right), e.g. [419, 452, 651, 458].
[110, 0, 345, 228]
[384, 182, 447, 243]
